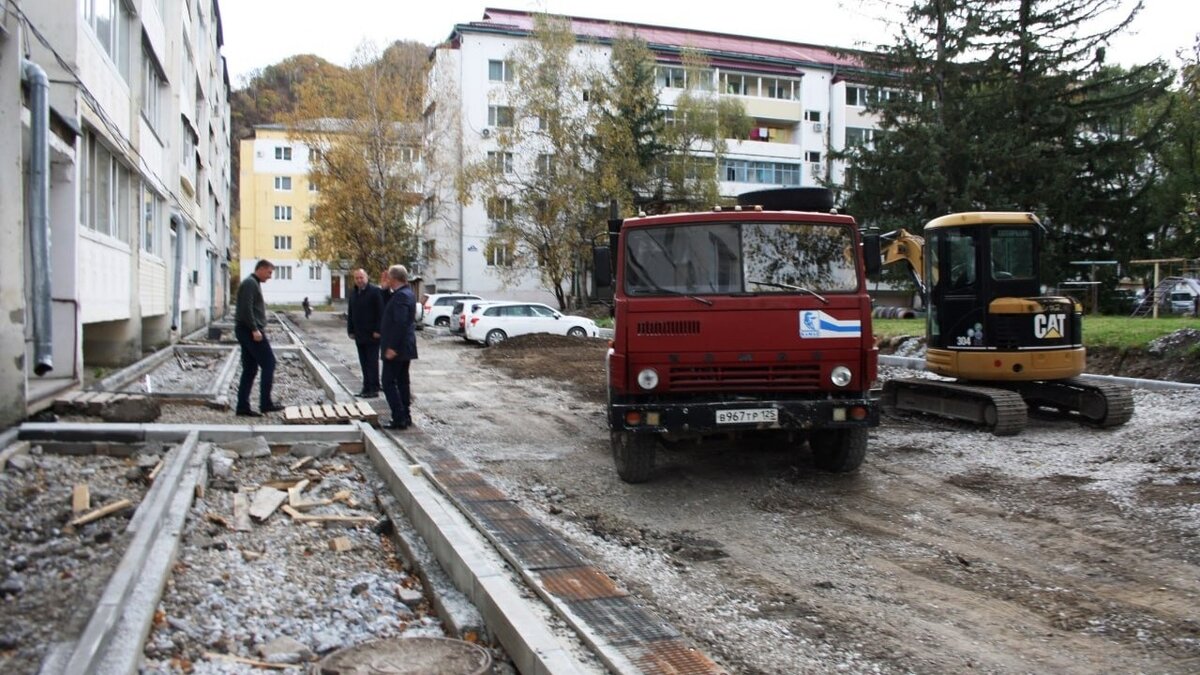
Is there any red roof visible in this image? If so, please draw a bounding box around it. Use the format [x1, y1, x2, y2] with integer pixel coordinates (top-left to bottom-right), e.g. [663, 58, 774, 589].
[468, 8, 866, 71]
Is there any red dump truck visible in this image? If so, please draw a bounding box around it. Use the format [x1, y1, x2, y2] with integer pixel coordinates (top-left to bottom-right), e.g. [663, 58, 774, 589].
[594, 188, 882, 482]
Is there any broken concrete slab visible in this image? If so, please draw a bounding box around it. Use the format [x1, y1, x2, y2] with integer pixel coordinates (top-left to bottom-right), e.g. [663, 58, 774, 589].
[256, 636, 313, 664]
[217, 436, 271, 459]
[289, 441, 338, 459]
[100, 397, 162, 423]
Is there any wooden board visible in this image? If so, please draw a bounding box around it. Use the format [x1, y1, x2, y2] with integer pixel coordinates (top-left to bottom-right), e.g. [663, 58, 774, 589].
[322, 404, 337, 418]
[69, 499, 132, 527]
[71, 484, 90, 513]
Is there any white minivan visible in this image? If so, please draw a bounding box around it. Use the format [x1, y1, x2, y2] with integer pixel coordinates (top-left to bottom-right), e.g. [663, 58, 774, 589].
[421, 293, 482, 327]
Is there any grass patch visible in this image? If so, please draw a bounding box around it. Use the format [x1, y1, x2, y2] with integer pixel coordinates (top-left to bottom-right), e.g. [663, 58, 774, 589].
[873, 315, 1199, 349]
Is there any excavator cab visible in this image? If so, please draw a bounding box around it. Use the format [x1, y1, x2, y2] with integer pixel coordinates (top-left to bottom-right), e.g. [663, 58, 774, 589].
[875, 212, 1133, 435]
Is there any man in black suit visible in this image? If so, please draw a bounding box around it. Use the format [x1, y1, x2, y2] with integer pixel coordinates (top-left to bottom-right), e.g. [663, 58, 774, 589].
[379, 264, 418, 429]
[346, 268, 383, 397]
[234, 259, 283, 416]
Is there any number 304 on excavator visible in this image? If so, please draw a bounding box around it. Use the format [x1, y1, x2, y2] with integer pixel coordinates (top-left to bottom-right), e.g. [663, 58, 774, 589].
[868, 212, 1134, 436]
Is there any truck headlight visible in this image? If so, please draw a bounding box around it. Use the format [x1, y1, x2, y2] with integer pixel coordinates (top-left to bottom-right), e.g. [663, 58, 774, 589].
[637, 368, 659, 390]
[830, 365, 852, 388]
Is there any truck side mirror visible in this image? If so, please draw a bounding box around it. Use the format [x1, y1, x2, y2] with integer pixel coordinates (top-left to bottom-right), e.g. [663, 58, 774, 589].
[862, 234, 881, 276]
[593, 247, 612, 288]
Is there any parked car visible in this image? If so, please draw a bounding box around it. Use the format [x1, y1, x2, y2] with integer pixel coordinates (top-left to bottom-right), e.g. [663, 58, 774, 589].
[464, 301, 600, 346]
[1167, 291, 1197, 315]
[421, 293, 482, 328]
[450, 299, 501, 339]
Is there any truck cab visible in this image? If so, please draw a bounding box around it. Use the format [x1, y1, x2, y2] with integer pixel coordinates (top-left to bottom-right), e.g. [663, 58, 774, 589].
[597, 188, 880, 482]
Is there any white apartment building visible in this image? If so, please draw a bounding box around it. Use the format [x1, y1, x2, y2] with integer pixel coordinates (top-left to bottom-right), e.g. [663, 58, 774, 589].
[0, 0, 232, 427]
[424, 8, 880, 304]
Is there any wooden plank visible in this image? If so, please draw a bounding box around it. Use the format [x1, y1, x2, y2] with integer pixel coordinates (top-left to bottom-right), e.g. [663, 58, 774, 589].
[287, 479, 311, 506]
[289, 498, 333, 512]
[310, 405, 325, 421]
[289, 456, 314, 472]
[322, 404, 337, 419]
[147, 460, 164, 483]
[205, 512, 232, 529]
[262, 477, 307, 489]
[71, 484, 90, 513]
[203, 652, 292, 670]
[284, 406, 302, 421]
[248, 487, 288, 522]
[233, 492, 253, 531]
[329, 536, 353, 552]
[334, 403, 351, 419]
[69, 499, 133, 527]
[300, 406, 314, 421]
[281, 511, 377, 526]
[355, 401, 375, 417]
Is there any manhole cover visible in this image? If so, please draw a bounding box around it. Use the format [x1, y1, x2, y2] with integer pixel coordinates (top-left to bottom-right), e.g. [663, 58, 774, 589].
[317, 637, 491, 674]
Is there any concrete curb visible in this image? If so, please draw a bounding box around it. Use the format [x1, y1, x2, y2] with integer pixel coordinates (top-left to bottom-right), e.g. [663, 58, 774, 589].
[19, 422, 362, 445]
[878, 354, 1200, 391]
[39, 432, 206, 675]
[360, 422, 600, 674]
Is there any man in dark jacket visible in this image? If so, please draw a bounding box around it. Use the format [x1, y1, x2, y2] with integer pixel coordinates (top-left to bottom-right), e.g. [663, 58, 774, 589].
[234, 259, 283, 416]
[379, 264, 418, 429]
[346, 268, 383, 397]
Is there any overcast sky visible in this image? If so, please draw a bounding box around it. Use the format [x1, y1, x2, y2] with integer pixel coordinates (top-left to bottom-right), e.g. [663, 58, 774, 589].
[220, 0, 1198, 86]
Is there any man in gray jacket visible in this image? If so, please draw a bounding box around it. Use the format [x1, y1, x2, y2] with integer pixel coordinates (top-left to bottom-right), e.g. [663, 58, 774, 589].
[234, 259, 284, 416]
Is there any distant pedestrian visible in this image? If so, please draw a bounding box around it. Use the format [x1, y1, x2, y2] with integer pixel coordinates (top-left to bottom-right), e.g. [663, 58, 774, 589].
[379, 264, 418, 429]
[234, 259, 284, 417]
[346, 269, 383, 398]
[302, 296, 312, 319]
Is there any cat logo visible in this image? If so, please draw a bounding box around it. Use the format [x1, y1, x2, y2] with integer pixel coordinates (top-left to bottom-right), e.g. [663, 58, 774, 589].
[1034, 312, 1065, 339]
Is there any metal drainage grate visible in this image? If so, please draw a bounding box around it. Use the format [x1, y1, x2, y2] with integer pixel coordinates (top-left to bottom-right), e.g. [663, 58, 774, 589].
[619, 638, 725, 675]
[565, 597, 681, 645]
[537, 566, 628, 602]
[436, 471, 489, 487]
[450, 484, 510, 502]
[508, 538, 587, 571]
[477, 516, 556, 543]
[469, 500, 526, 521]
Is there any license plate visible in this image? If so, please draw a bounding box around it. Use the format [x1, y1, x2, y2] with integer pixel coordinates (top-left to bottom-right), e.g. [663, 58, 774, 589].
[715, 408, 778, 425]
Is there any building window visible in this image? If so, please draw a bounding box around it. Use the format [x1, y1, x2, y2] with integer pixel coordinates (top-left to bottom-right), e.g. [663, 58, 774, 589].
[762, 77, 797, 100]
[308, 180, 318, 192]
[845, 127, 876, 147]
[309, 265, 322, 280]
[487, 151, 514, 174]
[307, 236, 317, 249]
[656, 66, 686, 89]
[141, 183, 163, 255]
[721, 73, 749, 96]
[274, 176, 292, 191]
[805, 151, 822, 163]
[422, 239, 436, 260]
[273, 235, 293, 250]
[274, 205, 293, 221]
[141, 44, 165, 131]
[275, 265, 293, 280]
[399, 146, 421, 163]
[846, 85, 871, 107]
[536, 154, 555, 176]
[804, 110, 822, 122]
[488, 59, 513, 82]
[486, 197, 514, 222]
[719, 159, 802, 186]
[80, 129, 133, 242]
[84, 0, 132, 81]
[308, 205, 315, 221]
[487, 105, 514, 128]
[274, 146, 292, 160]
[485, 238, 515, 267]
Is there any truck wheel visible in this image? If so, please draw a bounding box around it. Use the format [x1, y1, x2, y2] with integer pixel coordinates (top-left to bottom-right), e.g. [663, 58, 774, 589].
[611, 431, 656, 483]
[809, 428, 868, 473]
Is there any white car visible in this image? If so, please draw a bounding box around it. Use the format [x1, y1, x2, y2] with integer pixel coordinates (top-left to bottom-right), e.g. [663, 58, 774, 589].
[421, 293, 482, 327]
[465, 301, 600, 346]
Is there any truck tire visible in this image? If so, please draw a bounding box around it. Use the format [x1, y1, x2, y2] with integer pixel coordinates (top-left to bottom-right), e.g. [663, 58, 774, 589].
[611, 431, 656, 483]
[809, 427, 868, 473]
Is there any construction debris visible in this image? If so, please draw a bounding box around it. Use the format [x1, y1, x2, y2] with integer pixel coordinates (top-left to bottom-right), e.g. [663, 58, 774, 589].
[69, 499, 133, 528]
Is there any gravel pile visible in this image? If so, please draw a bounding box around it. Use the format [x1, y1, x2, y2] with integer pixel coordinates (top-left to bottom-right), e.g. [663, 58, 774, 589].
[1148, 328, 1200, 355]
[0, 443, 165, 673]
[142, 444, 445, 672]
[120, 351, 230, 394]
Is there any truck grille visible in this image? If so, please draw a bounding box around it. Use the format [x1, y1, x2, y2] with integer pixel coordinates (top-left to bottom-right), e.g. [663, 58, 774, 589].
[637, 320, 701, 336]
[668, 363, 822, 392]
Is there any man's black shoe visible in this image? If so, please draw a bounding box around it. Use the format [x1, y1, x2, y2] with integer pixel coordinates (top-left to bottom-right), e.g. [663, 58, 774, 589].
[357, 390, 379, 399]
[235, 409, 263, 417]
[261, 403, 286, 413]
[385, 420, 409, 430]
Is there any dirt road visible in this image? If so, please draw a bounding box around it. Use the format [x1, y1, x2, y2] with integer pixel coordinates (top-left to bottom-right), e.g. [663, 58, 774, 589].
[296, 312, 1200, 674]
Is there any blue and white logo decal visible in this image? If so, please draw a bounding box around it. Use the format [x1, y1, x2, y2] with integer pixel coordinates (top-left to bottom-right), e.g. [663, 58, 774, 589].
[799, 310, 862, 339]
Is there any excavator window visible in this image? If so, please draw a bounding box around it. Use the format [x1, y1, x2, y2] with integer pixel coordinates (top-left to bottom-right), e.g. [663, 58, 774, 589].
[946, 231, 977, 290]
[990, 228, 1035, 280]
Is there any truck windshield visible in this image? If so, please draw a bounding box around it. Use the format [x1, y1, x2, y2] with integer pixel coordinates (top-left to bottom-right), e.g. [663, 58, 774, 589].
[624, 221, 859, 296]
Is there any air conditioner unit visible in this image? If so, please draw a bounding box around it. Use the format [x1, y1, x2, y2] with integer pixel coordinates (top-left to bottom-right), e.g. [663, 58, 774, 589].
[480, 127, 492, 138]
[809, 163, 823, 178]
[812, 122, 824, 133]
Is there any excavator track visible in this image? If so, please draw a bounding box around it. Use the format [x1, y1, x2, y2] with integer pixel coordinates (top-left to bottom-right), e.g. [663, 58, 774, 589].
[882, 378, 1028, 436]
[1008, 378, 1135, 428]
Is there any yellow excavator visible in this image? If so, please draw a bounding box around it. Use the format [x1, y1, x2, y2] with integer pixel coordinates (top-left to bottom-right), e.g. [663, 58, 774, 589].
[870, 212, 1134, 435]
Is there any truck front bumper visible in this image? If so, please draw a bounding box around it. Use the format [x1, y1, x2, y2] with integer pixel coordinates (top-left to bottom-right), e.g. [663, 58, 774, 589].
[608, 395, 880, 434]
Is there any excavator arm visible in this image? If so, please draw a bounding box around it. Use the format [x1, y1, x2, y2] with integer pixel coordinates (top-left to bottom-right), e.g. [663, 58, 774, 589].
[879, 229, 927, 297]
